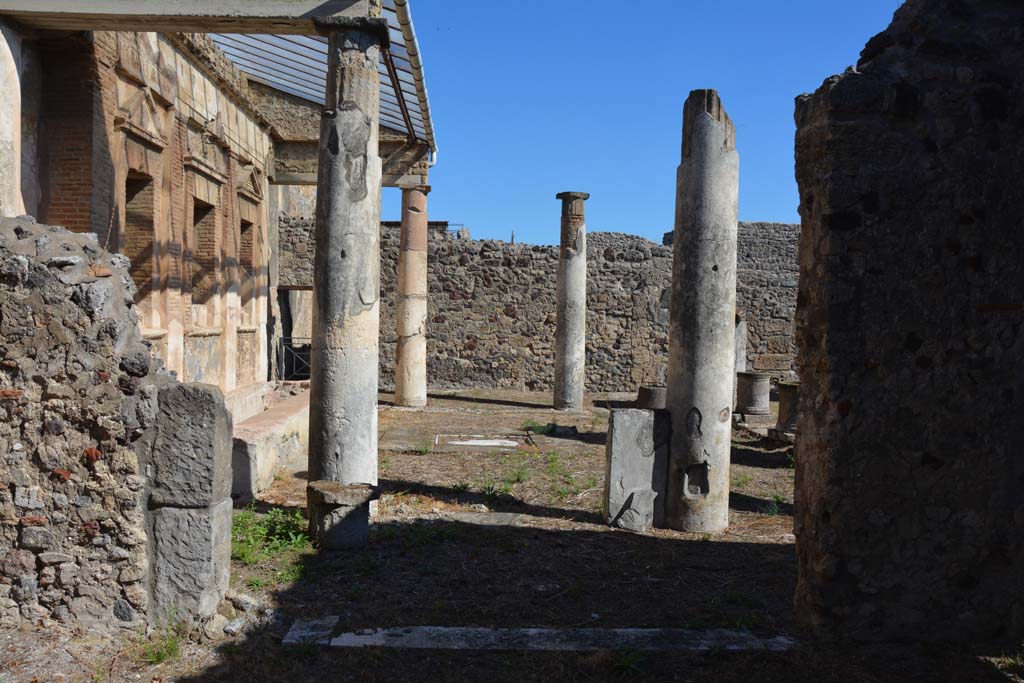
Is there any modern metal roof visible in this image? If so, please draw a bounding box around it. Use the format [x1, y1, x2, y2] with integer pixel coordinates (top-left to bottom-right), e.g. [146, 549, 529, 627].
[210, 0, 436, 152]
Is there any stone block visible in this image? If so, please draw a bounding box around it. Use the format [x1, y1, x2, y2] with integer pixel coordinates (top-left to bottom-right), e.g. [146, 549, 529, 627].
[19, 526, 54, 550]
[307, 481, 374, 549]
[603, 409, 670, 532]
[231, 391, 309, 502]
[150, 498, 232, 625]
[147, 384, 233, 508]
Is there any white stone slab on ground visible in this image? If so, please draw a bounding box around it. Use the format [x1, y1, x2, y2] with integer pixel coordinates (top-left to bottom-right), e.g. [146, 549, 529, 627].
[283, 616, 340, 645]
[283, 623, 796, 652]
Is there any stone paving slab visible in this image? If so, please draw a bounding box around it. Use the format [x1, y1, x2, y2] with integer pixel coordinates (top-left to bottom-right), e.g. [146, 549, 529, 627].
[282, 623, 797, 652]
[282, 616, 340, 645]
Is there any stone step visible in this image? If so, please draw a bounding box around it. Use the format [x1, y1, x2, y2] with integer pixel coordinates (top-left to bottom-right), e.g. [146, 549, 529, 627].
[283, 620, 797, 652]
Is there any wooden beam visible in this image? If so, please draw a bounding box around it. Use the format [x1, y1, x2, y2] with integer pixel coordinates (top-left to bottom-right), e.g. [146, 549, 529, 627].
[0, 0, 370, 35]
[272, 139, 430, 189]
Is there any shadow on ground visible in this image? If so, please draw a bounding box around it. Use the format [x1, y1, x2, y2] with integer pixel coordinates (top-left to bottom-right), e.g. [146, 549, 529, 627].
[172, 505, 1009, 683]
[729, 491, 795, 516]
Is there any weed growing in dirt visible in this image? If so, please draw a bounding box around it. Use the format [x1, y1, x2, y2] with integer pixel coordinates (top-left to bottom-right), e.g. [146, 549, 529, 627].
[479, 478, 501, 500]
[545, 453, 566, 477]
[732, 473, 752, 489]
[505, 464, 529, 485]
[232, 507, 309, 566]
[545, 452, 580, 500]
[522, 419, 555, 435]
[453, 482, 470, 493]
[414, 439, 434, 455]
[246, 576, 269, 590]
[139, 621, 187, 665]
[276, 559, 303, 584]
[760, 499, 780, 516]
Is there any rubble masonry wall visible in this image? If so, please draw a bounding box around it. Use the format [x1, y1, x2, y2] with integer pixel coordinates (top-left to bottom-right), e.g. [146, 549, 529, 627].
[279, 219, 799, 391]
[1, 217, 231, 630]
[793, 0, 1024, 642]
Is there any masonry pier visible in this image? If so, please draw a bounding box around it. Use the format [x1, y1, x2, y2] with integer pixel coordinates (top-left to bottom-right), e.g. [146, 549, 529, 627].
[553, 191, 589, 411]
[664, 90, 739, 533]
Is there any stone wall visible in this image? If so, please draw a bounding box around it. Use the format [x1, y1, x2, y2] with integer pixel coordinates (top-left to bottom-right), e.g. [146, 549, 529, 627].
[0, 217, 230, 630]
[736, 222, 800, 375]
[793, 0, 1024, 643]
[1, 218, 158, 628]
[279, 220, 799, 391]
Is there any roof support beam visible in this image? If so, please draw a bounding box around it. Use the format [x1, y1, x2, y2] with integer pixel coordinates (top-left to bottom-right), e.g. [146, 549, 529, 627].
[0, 0, 371, 34]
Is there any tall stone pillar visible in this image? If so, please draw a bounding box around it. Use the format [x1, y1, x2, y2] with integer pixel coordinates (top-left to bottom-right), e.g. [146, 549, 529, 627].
[665, 90, 739, 533]
[394, 185, 430, 407]
[553, 191, 589, 411]
[0, 22, 24, 217]
[308, 18, 388, 488]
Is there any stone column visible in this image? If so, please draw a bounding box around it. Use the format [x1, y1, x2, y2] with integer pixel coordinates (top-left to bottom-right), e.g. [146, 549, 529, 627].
[665, 90, 739, 533]
[736, 371, 771, 417]
[0, 22, 24, 217]
[733, 311, 746, 409]
[394, 185, 430, 407]
[308, 18, 388, 489]
[553, 191, 589, 411]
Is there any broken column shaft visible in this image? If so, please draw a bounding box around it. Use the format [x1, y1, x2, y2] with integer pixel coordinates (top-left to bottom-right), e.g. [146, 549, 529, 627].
[308, 19, 388, 490]
[394, 185, 430, 407]
[665, 90, 739, 533]
[553, 191, 590, 411]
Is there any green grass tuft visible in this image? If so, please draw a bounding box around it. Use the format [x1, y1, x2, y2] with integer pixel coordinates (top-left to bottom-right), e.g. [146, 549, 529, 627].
[140, 621, 187, 665]
[232, 507, 309, 566]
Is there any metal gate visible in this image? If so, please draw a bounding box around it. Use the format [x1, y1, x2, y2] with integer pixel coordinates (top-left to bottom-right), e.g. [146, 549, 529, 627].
[278, 337, 311, 381]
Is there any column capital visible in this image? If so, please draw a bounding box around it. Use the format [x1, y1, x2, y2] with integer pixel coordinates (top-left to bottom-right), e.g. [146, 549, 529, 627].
[314, 16, 391, 48]
[401, 184, 432, 196]
[556, 191, 590, 203]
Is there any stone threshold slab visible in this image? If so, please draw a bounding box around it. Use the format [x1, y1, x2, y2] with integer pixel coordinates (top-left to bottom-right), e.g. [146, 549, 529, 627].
[284, 620, 796, 652]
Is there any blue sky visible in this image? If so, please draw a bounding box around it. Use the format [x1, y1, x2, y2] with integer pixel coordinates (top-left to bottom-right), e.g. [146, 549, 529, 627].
[382, 1, 901, 244]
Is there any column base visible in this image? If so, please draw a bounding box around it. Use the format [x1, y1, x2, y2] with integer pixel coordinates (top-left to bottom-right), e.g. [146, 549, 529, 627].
[307, 481, 375, 549]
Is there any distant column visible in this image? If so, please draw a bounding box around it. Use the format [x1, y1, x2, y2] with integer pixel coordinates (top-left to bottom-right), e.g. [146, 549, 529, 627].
[733, 311, 747, 409]
[395, 185, 430, 407]
[553, 191, 589, 411]
[665, 90, 739, 533]
[308, 19, 388, 490]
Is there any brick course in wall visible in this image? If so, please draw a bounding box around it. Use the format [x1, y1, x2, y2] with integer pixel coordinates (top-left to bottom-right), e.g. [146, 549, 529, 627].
[278, 219, 799, 391]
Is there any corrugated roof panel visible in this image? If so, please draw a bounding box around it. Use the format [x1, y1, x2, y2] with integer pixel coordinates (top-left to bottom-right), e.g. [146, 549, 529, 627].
[210, 0, 435, 152]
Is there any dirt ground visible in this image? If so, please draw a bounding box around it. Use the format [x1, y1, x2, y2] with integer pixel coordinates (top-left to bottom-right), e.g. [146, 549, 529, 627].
[1, 390, 1019, 682]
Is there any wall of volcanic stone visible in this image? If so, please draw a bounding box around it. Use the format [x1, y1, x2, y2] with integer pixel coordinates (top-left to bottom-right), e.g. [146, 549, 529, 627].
[279, 221, 799, 392]
[0, 217, 231, 631]
[793, 0, 1024, 643]
[1, 218, 158, 628]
